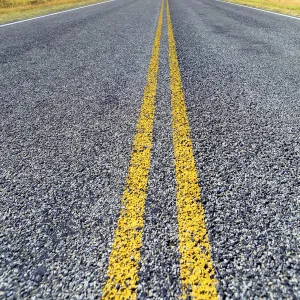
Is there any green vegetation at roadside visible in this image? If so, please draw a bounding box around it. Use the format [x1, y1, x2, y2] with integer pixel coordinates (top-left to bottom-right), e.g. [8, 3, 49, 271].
[225, 0, 300, 17]
[0, 0, 106, 24]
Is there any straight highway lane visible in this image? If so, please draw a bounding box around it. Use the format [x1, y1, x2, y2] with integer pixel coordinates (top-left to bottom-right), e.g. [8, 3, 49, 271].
[1, 0, 299, 298]
[170, 0, 300, 298]
[0, 0, 162, 298]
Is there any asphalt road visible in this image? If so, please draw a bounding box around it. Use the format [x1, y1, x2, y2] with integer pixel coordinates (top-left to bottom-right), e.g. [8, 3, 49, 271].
[0, 0, 299, 298]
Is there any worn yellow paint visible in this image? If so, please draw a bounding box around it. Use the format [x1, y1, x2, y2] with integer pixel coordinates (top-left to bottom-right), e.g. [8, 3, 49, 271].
[166, 0, 218, 298]
[101, 1, 164, 299]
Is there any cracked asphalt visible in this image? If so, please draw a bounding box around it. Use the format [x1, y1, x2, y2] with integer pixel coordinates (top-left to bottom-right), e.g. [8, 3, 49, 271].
[0, 0, 299, 298]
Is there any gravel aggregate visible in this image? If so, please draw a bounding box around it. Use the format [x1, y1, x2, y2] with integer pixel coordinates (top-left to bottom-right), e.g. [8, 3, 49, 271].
[170, 0, 300, 298]
[1, 0, 299, 298]
[138, 12, 181, 299]
[0, 0, 161, 298]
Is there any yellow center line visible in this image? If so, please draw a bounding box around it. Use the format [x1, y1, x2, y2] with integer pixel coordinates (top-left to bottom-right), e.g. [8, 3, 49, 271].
[166, 0, 218, 299]
[101, 1, 164, 299]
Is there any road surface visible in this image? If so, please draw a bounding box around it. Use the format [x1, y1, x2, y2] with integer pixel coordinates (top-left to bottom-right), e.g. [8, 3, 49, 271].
[0, 0, 299, 298]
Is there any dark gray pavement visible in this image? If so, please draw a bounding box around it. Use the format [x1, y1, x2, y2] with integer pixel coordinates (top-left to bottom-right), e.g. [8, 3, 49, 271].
[170, 0, 300, 298]
[137, 12, 181, 298]
[1, 0, 299, 298]
[0, 0, 161, 298]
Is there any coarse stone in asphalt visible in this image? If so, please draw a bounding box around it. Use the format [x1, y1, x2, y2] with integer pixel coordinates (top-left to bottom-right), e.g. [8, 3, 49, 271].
[170, 0, 300, 298]
[1, 0, 300, 298]
[0, 0, 162, 298]
[138, 9, 181, 299]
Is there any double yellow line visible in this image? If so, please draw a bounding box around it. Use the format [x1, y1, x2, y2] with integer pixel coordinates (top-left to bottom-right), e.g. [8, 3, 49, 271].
[102, 0, 217, 298]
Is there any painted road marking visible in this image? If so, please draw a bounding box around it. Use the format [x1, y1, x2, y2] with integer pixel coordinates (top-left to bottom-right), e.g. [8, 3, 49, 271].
[166, 0, 218, 298]
[101, 1, 164, 298]
[0, 0, 114, 28]
[217, 0, 300, 21]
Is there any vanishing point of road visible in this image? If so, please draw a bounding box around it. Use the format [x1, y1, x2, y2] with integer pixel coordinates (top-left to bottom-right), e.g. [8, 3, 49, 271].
[0, 0, 299, 298]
